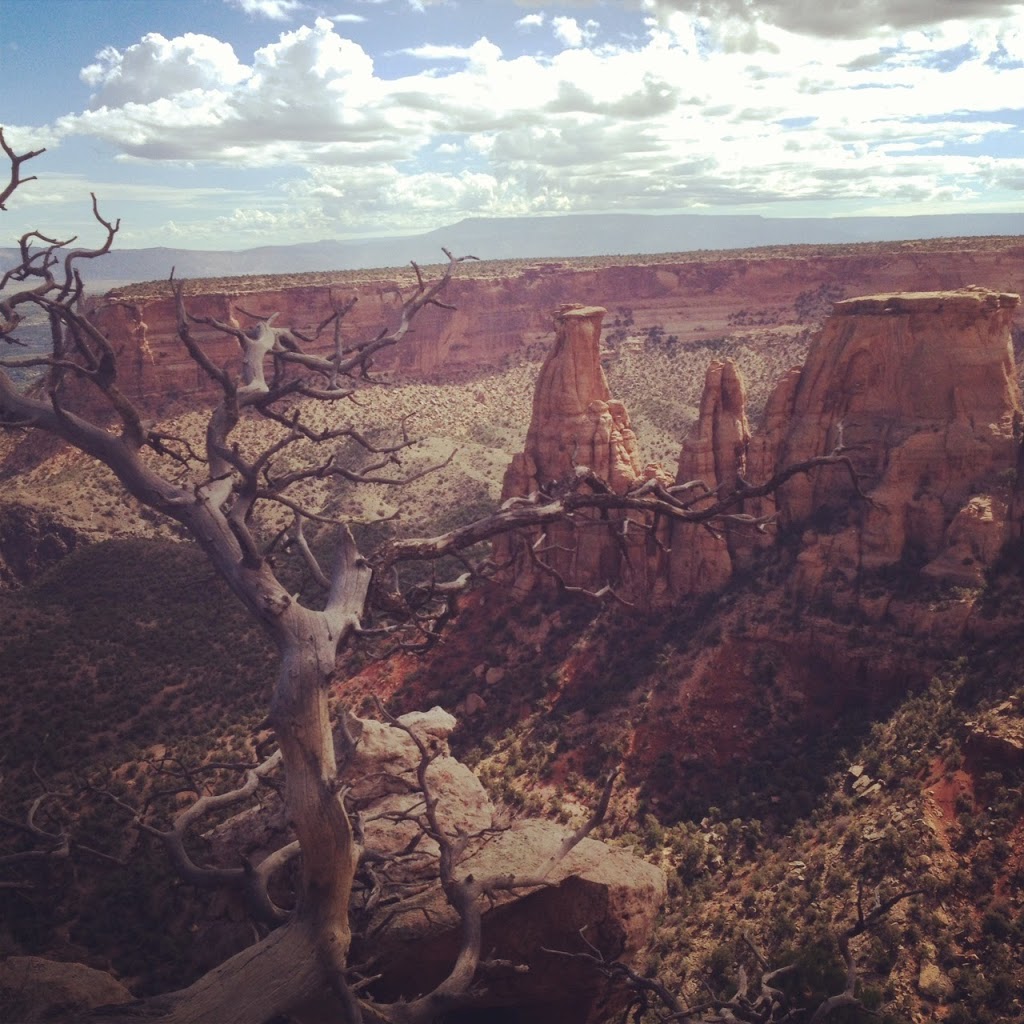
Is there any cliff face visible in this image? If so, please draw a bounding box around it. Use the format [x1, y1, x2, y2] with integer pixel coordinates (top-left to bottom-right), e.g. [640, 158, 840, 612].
[502, 287, 1023, 606]
[89, 240, 1024, 405]
[778, 288, 1021, 594]
[90, 281, 480, 402]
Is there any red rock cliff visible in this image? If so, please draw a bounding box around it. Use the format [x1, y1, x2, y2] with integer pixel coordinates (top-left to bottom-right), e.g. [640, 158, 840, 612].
[777, 287, 1022, 592]
[665, 360, 751, 597]
[501, 286, 1023, 605]
[87, 240, 1024, 405]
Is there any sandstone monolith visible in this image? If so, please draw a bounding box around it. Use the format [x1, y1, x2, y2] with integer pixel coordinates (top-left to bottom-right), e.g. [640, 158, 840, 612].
[497, 304, 648, 594]
[777, 286, 1022, 583]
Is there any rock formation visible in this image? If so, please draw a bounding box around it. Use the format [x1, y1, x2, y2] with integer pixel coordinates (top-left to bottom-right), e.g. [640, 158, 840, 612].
[82, 239, 1024, 407]
[0, 503, 80, 586]
[665, 360, 751, 597]
[205, 707, 665, 1023]
[502, 286, 1023, 606]
[0, 957, 132, 1022]
[777, 288, 1022, 592]
[497, 304, 654, 595]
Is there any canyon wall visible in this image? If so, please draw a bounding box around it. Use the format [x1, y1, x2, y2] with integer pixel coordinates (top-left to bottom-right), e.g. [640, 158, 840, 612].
[89, 240, 1024, 404]
[500, 286, 1023, 607]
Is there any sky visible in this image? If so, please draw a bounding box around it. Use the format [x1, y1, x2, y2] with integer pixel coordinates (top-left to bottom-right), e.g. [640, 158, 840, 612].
[1, 0, 1024, 250]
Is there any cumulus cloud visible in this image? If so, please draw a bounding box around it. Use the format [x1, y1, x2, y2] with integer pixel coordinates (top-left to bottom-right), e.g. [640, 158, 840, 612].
[64, 20, 417, 165]
[81, 33, 250, 108]
[552, 16, 598, 47]
[42, 8, 1024, 239]
[225, 0, 304, 20]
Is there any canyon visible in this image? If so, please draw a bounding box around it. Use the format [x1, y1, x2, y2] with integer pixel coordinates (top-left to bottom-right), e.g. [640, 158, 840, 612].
[4, 237, 1024, 1023]
[87, 236, 1024, 403]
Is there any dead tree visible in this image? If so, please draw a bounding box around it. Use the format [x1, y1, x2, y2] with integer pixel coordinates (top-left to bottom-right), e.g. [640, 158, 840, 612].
[0, 130, 866, 1024]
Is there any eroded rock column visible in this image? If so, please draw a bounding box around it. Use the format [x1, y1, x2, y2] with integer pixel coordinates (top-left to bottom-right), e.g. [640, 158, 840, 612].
[498, 304, 648, 595]
[666, 359, 751, 596]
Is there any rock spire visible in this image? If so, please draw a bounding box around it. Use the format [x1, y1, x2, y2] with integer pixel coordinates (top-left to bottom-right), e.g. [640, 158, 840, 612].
[499, 286, 1023, 605]
[497, 304, 649, 595]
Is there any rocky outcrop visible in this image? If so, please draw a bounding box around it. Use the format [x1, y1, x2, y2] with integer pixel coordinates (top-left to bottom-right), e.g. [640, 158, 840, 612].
[0, 502, 81, 587]
[777, 288, 1022, 590]
[665, 360, 751, 597]
[343, 708, 664, 1022]
[502, 286, 1023, 606]
[497, 305, 653, 595]
[519, 304, 641, 492]
[0, 956, 132, 1022]
[204, 707, 665, 1023]
[964, 698, 1024, 770]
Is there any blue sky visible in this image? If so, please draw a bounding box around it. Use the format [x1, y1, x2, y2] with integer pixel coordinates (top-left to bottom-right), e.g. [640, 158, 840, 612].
[2, 0, 1024, 249]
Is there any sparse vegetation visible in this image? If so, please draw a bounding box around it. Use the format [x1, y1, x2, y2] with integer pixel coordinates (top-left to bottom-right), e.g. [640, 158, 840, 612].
[3, 133, 1024, 1022]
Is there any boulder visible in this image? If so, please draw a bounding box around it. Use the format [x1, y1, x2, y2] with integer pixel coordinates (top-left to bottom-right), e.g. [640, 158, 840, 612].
[917, 960, 955, 1002]
[358, 820, 666, 1023]
[0, 956, 132, 1022]
[204, 708, 665, 1023]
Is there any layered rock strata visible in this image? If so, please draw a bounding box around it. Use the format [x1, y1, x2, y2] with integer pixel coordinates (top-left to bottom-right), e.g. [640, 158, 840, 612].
[84, 240, 1024, 406]
[779, 288, 1022, 592]
[501, 287, 1023, 604]
[497, 304, 655, 595]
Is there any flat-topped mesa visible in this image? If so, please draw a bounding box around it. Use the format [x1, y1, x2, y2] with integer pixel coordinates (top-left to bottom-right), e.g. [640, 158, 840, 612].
[776, 285, 1022, 589]
[498, 304, 648, 594]
[87, 276, 526, 405]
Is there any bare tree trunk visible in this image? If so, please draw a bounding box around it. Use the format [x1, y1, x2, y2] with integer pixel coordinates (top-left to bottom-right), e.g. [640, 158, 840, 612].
[269, 612, 358, 995]
[133, 923, 324, 1024]
[92, 617, 359, 1024]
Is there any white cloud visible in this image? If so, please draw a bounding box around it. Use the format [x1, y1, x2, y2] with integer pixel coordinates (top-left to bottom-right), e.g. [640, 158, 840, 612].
[552, 16, 598, 48]
[0, 124, 62, 154]
[403, 38, 503, 65]
[644, 0, 1024, 40]
[225, 0, 304, 20]
[38, 9, 1024, 239]
[516, 13, 545, 29]
[81, 33, 250, 109]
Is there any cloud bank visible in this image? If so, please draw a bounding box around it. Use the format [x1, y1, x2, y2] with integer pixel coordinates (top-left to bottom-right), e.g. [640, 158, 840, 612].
[37, 3, 1024, 243]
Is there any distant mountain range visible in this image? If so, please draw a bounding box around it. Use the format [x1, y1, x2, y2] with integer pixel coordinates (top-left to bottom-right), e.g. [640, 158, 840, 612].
[3, 211, 1024, 292]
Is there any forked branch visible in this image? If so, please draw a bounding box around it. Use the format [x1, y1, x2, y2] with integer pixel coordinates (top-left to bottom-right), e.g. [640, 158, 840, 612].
[0, 127, 44, 211]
